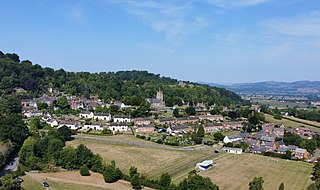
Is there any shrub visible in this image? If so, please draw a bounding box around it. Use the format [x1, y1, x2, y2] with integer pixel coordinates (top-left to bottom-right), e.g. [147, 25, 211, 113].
[80, 165, 90, 176]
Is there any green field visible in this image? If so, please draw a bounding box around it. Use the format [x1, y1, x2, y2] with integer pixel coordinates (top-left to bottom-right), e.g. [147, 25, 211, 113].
[67, 135, 213, 179]
[252, 99, 309, 109]
[201, 153, 313, 190]
[264, 114, 320, 130]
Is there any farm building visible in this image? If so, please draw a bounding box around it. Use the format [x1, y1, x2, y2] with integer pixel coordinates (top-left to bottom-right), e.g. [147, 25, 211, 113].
[223, 147, 243, 154]
[196, 160, 214, 171]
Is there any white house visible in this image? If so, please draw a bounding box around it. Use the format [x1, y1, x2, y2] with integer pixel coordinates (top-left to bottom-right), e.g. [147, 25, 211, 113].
[79, 111, 94, 119]
[58, 121, 80, 130]
[23, 110, 42, 118]
[113, 116, 131, 123]
[222, 147, 243, 154]
[93, 113, 111, 121]
[223, 133, 249, 144]
[83, 122, 104, 131]
[109, 123, 129, 132]
[46, 119, 58, 127]
[196, 160, 213, 171]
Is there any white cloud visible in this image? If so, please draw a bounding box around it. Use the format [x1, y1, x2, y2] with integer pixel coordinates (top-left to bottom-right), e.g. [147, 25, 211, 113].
[205, 0, 271, 9]
[264, 11, 320, 37]
[109, 0, 210, 40]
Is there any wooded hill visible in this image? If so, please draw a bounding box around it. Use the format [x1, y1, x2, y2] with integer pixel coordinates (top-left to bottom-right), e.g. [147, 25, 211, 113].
[0, 51, 244, 106]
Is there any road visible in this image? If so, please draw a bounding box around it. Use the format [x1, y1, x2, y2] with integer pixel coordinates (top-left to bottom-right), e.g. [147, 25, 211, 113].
[72, 135, 214, 151]
[0, 153, 19, 177]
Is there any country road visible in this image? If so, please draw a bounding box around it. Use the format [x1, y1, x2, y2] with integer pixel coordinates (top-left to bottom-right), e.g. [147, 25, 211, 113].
[72, 135, 214, 151]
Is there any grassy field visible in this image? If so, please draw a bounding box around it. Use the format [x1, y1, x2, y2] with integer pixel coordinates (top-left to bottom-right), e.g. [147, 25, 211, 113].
[252, 99, 309, 109]
[264, 114, 320, 130]
[200, 153, 313, 190]
[67, 135, 212, 179]
[21, 171, 142, 190]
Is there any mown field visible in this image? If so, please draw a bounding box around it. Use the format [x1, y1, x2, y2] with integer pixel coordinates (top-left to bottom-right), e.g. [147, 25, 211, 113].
[252, 99, 309, 109]
[67, 135, 213, 179]
[264, 114, 320, 130]
[21, 171, 137, 190]
[200, 153, 313, 190]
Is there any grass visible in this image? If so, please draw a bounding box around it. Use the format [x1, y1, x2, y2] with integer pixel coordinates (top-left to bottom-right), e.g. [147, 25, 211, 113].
[252, 99, 309, 109]
[264, 114, 320, 130]
[21, 171, 139, 190]
[200, 153, 313, 190]
[67, 135, 212, 179]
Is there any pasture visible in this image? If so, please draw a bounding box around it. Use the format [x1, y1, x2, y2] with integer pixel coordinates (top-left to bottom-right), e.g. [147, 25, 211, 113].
[200, 153, 313, 190]
[264, 114, 320, 130]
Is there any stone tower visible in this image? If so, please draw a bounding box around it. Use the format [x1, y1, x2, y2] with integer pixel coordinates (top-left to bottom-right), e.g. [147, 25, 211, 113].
[156, 90, 163, 101]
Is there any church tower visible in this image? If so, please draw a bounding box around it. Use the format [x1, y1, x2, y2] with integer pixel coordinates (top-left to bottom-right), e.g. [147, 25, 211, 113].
[156, 90, 163, 101]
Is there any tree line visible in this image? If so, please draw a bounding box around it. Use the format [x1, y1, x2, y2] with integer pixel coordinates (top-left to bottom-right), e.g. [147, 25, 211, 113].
[0, 51, 244, 107]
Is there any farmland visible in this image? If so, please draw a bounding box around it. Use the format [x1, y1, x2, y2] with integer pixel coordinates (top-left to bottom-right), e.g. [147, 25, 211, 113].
[67, 135, 213, 179]
[264, 114, 320, 130]
[200, 153, 313, 190]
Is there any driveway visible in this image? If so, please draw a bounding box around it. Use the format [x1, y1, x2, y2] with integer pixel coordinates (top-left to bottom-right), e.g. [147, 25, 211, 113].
[0, 153, 19, 177]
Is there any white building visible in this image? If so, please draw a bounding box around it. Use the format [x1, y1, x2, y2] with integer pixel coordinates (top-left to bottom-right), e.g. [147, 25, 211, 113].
[109, 123, 129, 132]
[46, 119, 58, 127]
[23, 110, 42, 118]
[113, 116, 131, 123]
[58, 121, 80, 130]
[79, 111, 94, 119]
[83, 122, 104, 131]
[222, 147, 243, 154]
[93, 113, 111, 121]
[196, 160, 213, 171]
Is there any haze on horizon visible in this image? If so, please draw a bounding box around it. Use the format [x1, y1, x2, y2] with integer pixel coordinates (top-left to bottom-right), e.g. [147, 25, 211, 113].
[1, 0, 320, 84]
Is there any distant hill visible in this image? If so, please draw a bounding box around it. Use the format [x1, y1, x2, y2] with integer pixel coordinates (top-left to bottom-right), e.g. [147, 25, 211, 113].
[0, 51, 244, 106]
[203, 81, 320, 96]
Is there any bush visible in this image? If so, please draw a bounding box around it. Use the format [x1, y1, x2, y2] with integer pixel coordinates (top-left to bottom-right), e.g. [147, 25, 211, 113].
[80, 165, 90, 176]
[101, 129, 112, 135]
[274, 114, 283, 120]
[131, 174, 142, 190]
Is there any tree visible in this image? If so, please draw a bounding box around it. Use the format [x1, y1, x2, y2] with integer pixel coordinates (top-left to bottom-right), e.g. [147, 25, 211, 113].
[196, 126, 205, 137]
[213, 132, 225, 142]
[274, 114, 283, 120]
[56, 96, 70, 110]
[279, 183, 284, 190]
[178, 170, 219, 190]
[185, 106, 196, 116]
[249, 177, 264, 190]
[159, 173, 171, 189]
[248, 115, 259, 125]
[129, 166, 138, 178]
[0, 174, 22, 190]
[173, 108, 180, 118]
[57, 126, 72, 141]
[131, 174, 142, 190]
[80, 165, 90, 176]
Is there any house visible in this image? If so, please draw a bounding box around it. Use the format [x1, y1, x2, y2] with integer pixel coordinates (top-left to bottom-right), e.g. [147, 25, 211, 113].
[23, 110, 42, 118]
[134, 118, 152, 126]
[94, 113, 111, 121]
[167, 125, 193, 134]
[46, 119, 58, 127]
[295, 148, 309, 159]
[58, 121, 80, 130]
[135, 125, 155, 134]
[273, 128, 284, 137]
[204, 123, 224, 133]
[252, 146, 266, 153]
[260, 136, 275, 143]
[79, 111, 94, 119]
[223, 122, 243, 130]
[277, 146, 289, 154]
[83, 122, 104, 131]
[176, 117, 189, 124]
[158, 118, 176, 125]
[223, 134, 242, 144]
[109, 123, 129, 132]
[223, 147, 243, 154]
[113, 115, 131, 123]
[21, 99, 32, 107]
[196, 160, 213, 171]
[199, 114, 224, 122]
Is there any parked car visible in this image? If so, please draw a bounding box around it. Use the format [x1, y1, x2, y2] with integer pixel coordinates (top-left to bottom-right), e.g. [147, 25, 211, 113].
[43, 182, 49, 187]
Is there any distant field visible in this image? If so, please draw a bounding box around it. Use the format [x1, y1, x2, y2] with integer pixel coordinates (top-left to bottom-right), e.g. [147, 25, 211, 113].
[252, 99, 309, 109]
[22, 171, 137, 190]
[67, 135, 212, 179]
[264, 114, 320, 130]
[200, 153, 313, 190]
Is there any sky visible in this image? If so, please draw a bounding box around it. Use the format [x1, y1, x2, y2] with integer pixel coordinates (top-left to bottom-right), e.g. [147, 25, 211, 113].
[1, 0, 320, 84]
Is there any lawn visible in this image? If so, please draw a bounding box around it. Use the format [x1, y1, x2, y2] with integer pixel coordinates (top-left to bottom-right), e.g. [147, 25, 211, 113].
[200, 153, 313, 190]
[264, 114, 320, 130]
[67, 135, 213, 179]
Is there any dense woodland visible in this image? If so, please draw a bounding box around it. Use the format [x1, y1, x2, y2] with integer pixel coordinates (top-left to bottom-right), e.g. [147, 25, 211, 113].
[0, 51, 244, 107]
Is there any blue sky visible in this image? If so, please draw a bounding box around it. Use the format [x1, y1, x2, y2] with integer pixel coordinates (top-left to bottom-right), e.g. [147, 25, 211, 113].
[1, 0, 320, 84]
